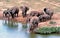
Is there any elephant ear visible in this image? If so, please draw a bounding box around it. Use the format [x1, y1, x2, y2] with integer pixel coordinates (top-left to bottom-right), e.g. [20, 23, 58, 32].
[46, 8, 54, 16]
[26, 7, 29, 11]
[43, 8, 47, 12]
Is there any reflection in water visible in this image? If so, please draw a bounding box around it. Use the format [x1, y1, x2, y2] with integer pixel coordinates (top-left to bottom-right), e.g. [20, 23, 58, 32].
[3, 20, 18, 29]
[22, 23, 30, 32]
[2, 20, 18, 33]
[22, 23, 27, 30]
[30, 33, 37, 38]
[0, 20, 60, 38]
[36, 34, 50, 38]
[1, 20, 30, 38]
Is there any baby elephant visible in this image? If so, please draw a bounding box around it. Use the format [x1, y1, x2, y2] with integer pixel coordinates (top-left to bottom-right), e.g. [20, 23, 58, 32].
[44, 8, 53, 18]
[30, 11, 44, 17]
[20, 6, 29, 17]
[29, 16, 39, 32]
[39, 14, 51, 22]
[3, 9, 10, 17]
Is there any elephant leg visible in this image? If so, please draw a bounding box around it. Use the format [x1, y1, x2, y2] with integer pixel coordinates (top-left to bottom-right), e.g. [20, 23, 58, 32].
[11, 14, 14, 18]
[49, 16, 52, 20]
[5, 14, 7, 17]
[17, 13, 18, 17]
[22, 12, 24, 17]
[16, 14, 17, 17]
[22, 12, 26, 17]
[15, 13, 18, 17]
[14, 14, 16, 17]
[13, 14, 15, 17]
[24, 13, 26, 17]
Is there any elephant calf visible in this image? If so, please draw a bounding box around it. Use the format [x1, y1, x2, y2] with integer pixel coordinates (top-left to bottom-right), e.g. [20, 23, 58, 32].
[3, 9, 10, 17]
[39, 14, 51, 22]
[30, 11, 44, 17]
[20, 6, 29, 17]
[38, 8, 53, 22]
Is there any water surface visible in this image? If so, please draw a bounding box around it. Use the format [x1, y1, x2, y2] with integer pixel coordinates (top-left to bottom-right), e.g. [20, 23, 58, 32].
[0, 20, 60, 38]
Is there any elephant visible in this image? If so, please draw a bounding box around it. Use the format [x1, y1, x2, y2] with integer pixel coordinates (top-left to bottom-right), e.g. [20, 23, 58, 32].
[29, 16, 39, 32]
[39, 14, 51, 22]
[30, 11, 44, 17]
[9, 6, 19, 18]
[43, 8, 53, 18]
[3, 9, 10, 17]
[3, 10, 8, 17]
[27, 11, 44, 23]
[20, 6, 29, 17]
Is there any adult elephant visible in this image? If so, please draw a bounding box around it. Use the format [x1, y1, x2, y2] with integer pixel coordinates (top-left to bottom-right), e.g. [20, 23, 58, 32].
[43, 8, 54, 19]
[10, 6, 19, 18]
[29, 16, 39, 32]
[20, 6, 29, 17]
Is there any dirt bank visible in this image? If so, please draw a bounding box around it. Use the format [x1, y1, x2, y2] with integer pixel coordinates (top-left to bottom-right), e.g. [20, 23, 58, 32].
[0, 9, 60, 27]
[0, 0, 60, 27]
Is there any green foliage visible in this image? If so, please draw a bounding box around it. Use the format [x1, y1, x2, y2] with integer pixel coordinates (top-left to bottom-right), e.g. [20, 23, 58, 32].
[49, 21, 56, 25]
[5, 0, 10, 2]
[36, 27, 60, 34]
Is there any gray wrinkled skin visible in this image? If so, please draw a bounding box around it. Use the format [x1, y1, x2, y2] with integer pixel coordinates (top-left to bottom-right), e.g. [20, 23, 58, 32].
[39, 14, 51, 22]
[10, 6, 19, 18]
[20, 6, 29, 17]
[3, 7, 19, 18]
[30, 11, 44, 17]
[44, 8, 53, 17]
[29, 16, 39, 32]
[3, 9, 11, 17]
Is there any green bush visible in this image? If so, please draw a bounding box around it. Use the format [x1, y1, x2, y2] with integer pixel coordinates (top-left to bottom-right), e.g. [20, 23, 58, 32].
[49, 21, 56, 25]
[36, 27, 60, 34]
[5, 0, 10, 2]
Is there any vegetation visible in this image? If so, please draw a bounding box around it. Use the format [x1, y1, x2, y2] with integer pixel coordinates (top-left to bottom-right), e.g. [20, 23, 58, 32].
[5, 0, 10, 2]
[49, 21, 56, 25]
[35, 27, 60, 34]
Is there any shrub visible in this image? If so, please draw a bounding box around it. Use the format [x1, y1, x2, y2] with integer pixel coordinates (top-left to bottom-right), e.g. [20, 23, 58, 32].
[35, 27, 60, 34]
[49, 21, 56, 25]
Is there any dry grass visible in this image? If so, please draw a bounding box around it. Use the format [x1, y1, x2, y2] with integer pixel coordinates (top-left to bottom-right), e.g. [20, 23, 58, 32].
[0, 0, 60, 27]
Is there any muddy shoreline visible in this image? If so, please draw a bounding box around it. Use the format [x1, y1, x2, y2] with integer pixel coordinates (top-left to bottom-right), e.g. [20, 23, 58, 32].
[0, 9, 60, 27]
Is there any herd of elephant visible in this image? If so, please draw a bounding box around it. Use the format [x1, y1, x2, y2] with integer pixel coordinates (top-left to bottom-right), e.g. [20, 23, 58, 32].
[3, 6, 54, 32]
[3, 6, 29, 18]
[29, 8, 53, 32]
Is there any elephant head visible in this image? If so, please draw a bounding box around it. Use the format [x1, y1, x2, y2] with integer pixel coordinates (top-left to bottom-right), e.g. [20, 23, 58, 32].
[20, 6, 29, 17]
[43, 8, 54, 18]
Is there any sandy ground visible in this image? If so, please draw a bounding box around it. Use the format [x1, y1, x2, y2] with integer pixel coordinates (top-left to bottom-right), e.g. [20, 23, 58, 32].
[0, 0, 60, 27]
